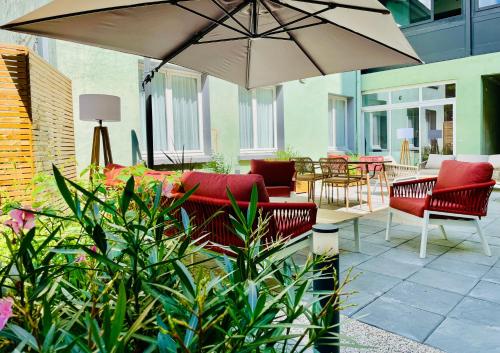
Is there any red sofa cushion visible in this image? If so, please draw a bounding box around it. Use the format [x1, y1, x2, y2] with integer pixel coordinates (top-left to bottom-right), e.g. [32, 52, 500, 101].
[180, 171, 270, 202]
[390, 197, 427, 217]
[435, 160, 493, 190]
[250, 160, 295, 187]
[266, 186, 292, 197]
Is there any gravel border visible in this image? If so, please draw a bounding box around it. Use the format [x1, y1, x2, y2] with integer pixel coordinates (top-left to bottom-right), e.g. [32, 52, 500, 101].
[341, 316, 444, 353]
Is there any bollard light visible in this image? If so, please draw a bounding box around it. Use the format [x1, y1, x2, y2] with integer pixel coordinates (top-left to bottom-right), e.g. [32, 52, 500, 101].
[312, 223, 340, 353]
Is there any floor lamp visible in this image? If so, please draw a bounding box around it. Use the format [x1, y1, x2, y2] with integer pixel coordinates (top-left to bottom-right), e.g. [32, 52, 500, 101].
[79, 94, 121, 167]
[429, 129, 442, 155]
[397, 127, 414, 165]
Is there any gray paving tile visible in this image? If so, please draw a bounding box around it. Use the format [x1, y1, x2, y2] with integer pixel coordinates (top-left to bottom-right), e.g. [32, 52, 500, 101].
[384, 281, 463, 316]
[380, 247, 437, 266]
[339, 252, 372, 272]
[439, 247, 499, 266]
[340, 238, 388, 256]
[355, 297, 444, 342]
[341, 290, 377, 317]
[467, 234, 500, 246]
[449, 297, 500, 328]
[469, 280, 500, 305]
[407, 268, 478, 295]
[483, 266, 500, 284]
[426, 318, 500, 353]
[363, 234, 410, 247]
[341, 269, 401, 297]
[358, 256, 422, 279]
[425, 257, 490, 279]
[397, 239, 452, 256]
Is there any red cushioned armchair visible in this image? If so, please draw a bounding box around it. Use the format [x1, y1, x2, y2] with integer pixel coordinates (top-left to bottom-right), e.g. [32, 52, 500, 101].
[169, 171, 317, 255]
[386, 160, 495, 258]
[249, 159, 296, 197]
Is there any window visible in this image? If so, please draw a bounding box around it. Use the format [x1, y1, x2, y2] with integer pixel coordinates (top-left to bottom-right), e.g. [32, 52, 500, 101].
[364, 111, 388, 151]
[381, 0, 461, 26]
[328, 96, 348, 150]
[239, 87, 277, 152]
[140, 68, 204, 155]
[362, 92, 389, 107]
[478, 0, 500, 8]
[361, 83, 456, 163]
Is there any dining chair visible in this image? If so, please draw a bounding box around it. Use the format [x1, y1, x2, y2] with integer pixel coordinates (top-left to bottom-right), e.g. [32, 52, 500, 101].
[358, 156, 389, 202]
[319, 157, 365, 208]
[290, 157, 323, 202]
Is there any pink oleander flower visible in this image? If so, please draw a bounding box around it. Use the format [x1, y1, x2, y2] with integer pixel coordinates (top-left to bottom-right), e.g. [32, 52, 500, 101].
[91, 245, 97, 253]
[0, 297, 13, 330]
[4, 209, 35, 235]
[162, 183, 174, 197]
[75, 254, 87, 263]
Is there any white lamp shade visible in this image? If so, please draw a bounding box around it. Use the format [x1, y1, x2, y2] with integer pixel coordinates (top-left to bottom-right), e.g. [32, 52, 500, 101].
[428, 129, 443, 139]
[397, 127, 414, 139]
[79, 94, 121, 122]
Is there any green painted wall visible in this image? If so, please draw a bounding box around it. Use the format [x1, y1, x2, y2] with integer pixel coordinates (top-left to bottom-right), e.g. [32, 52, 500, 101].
[283, 72, 358, 161]
[361, 51, 500, 155]
[53, 41, 141, 170]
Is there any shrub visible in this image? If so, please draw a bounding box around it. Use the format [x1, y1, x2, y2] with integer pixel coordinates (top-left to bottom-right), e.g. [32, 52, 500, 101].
[0, 166, 353, 352]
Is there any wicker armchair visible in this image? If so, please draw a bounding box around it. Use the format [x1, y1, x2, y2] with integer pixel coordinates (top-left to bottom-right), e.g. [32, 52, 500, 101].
[386, 160, 495, 258]
[290, 157, 323, 202]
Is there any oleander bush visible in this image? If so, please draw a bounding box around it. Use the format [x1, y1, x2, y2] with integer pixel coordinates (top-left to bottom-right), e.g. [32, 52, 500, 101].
[0, 166, 352, 352]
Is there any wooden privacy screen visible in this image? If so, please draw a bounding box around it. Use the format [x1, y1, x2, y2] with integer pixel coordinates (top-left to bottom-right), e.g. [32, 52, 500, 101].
[0, 44, 76, 204]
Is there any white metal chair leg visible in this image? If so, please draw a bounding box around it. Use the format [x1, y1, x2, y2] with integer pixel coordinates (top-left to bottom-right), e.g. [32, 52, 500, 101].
[420, 211, 430, 258]
[474, 220, 492, 257]
[385, 209, 393, 241]
[439, 225, 448, 240]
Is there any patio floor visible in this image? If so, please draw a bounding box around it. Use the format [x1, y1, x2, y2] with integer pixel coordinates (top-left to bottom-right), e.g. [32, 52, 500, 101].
[332, 192, 500, 353]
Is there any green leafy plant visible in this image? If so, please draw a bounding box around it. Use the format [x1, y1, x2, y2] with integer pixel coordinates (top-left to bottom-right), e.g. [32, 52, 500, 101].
[273, 146, 300, 161]
[205, 153, 232, 174]
[0, 166, 357, 352]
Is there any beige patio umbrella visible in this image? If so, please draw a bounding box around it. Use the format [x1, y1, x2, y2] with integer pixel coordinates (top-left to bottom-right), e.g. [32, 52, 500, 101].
[2, 0, 421, 89]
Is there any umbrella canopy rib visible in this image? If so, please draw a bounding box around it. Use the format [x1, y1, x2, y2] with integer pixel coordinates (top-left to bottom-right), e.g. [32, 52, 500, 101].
[260, 0, 326, 76]
[210, 0, 252, 35]
[145, 0, 250, 86]
[259, 7, 330, 37]
[269, 0, 421, 63]
[292, 0, 390, 14]
[175, 2, 250, 37]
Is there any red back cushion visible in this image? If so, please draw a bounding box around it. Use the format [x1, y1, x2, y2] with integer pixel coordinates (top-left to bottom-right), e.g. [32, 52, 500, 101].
[250, 160, 295, 187]
[435, 160, 493, 190]
[180, 171, 270, 202]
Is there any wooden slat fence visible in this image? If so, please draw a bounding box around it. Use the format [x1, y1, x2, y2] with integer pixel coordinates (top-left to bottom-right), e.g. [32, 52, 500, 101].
[0, 44, 76, 205]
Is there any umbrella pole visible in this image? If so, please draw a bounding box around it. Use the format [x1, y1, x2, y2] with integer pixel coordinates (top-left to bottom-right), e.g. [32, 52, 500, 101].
[143, 58, 154, 169]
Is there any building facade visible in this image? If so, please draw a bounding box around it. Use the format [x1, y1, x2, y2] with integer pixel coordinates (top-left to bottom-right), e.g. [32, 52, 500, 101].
[361, 0, 500, 163]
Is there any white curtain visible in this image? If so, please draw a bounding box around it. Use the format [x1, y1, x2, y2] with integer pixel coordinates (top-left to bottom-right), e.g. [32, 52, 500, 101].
[172, 75, 200, 151]
[152, 72, 168, 151]
[256, 88, 274, 149]
[239, 87, 253, 149]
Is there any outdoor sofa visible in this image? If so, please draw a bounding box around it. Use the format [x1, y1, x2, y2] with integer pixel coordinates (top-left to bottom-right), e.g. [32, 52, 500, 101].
[419, 154, 500, 181]
[170, 171, 317, 255]
[249, 159, 295, 197]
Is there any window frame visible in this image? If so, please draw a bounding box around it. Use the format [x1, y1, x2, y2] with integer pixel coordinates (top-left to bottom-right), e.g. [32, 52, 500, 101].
[328, 95, 349, 151]
[239, 86, 278, 155]
[476, 0, 500, 11]
[163, 68, 205, 155]
[383, 0, 464, 29]
[361, 81, 457, 162]
[369, 111, 389, 151]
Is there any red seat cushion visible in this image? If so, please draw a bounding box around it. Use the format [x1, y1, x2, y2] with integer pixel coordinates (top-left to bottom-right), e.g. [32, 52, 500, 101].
[435, 160, 493, 190]
[266, 186, 292, 197]
[250, 160, 295, 187]
[390, 197, 427, 217]
[180, 171, 270, 202]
